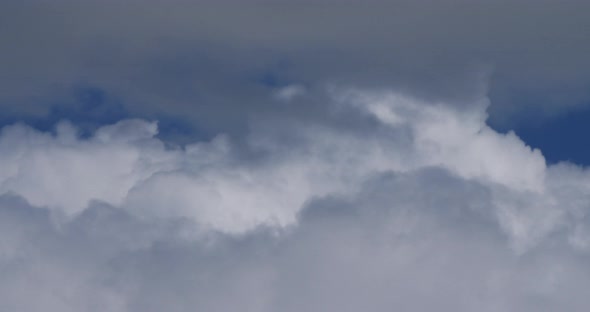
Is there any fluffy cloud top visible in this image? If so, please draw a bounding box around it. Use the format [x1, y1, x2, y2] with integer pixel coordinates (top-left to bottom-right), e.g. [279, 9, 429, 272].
[1, 89, 590, 311]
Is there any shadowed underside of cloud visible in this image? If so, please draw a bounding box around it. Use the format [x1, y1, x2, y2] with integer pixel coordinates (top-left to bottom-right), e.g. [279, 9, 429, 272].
[2, 88, 590, 311]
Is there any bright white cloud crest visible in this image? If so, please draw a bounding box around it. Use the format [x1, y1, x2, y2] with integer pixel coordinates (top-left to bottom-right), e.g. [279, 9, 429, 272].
[1, 88, 590, 311]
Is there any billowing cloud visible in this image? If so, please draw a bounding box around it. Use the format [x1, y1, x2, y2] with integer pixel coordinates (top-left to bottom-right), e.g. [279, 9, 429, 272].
[1, 88, 590, 310]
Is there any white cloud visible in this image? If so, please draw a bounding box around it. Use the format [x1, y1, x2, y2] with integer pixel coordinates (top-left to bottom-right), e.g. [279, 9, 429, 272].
[1, 88, 590, 310]
[273, 85, 307, 102]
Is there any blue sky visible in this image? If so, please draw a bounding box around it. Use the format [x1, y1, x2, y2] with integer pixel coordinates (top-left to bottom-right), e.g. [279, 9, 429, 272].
[490, 105, 590, 165]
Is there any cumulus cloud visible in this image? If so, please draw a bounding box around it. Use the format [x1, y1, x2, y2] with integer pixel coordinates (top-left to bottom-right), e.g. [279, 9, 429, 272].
[1, 88, 590, 310]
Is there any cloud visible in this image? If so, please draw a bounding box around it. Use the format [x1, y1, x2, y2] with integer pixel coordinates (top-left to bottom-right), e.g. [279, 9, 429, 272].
[273, 84, 306, 102]
[2, 1, 590, 131]
[0, 89, 543, 230]
[2, 2, 589, 309]
[1, 88, 590, 310]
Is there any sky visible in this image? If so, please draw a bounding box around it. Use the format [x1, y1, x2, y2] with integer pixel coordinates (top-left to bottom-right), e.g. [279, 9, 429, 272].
[2, 1, 590, 311]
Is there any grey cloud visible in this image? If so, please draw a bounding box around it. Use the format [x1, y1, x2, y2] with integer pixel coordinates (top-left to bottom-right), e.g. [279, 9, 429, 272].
[2, 5, 590, 307]
[2, 1, 590, 133]
[2, 166, 590, 311]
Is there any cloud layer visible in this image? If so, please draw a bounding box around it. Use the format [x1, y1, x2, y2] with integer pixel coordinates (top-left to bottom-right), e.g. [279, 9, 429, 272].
[3, 0, 590, 131]
[2, 88, 590, 311]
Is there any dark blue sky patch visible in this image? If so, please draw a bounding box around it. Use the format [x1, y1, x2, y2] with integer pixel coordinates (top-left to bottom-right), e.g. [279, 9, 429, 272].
[0, 85, 207, 144]
[11, 86, 129, 139]
[253, 59, 294, 89]
[489, 105, 590, 166]
[257, 72, 284, 88]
